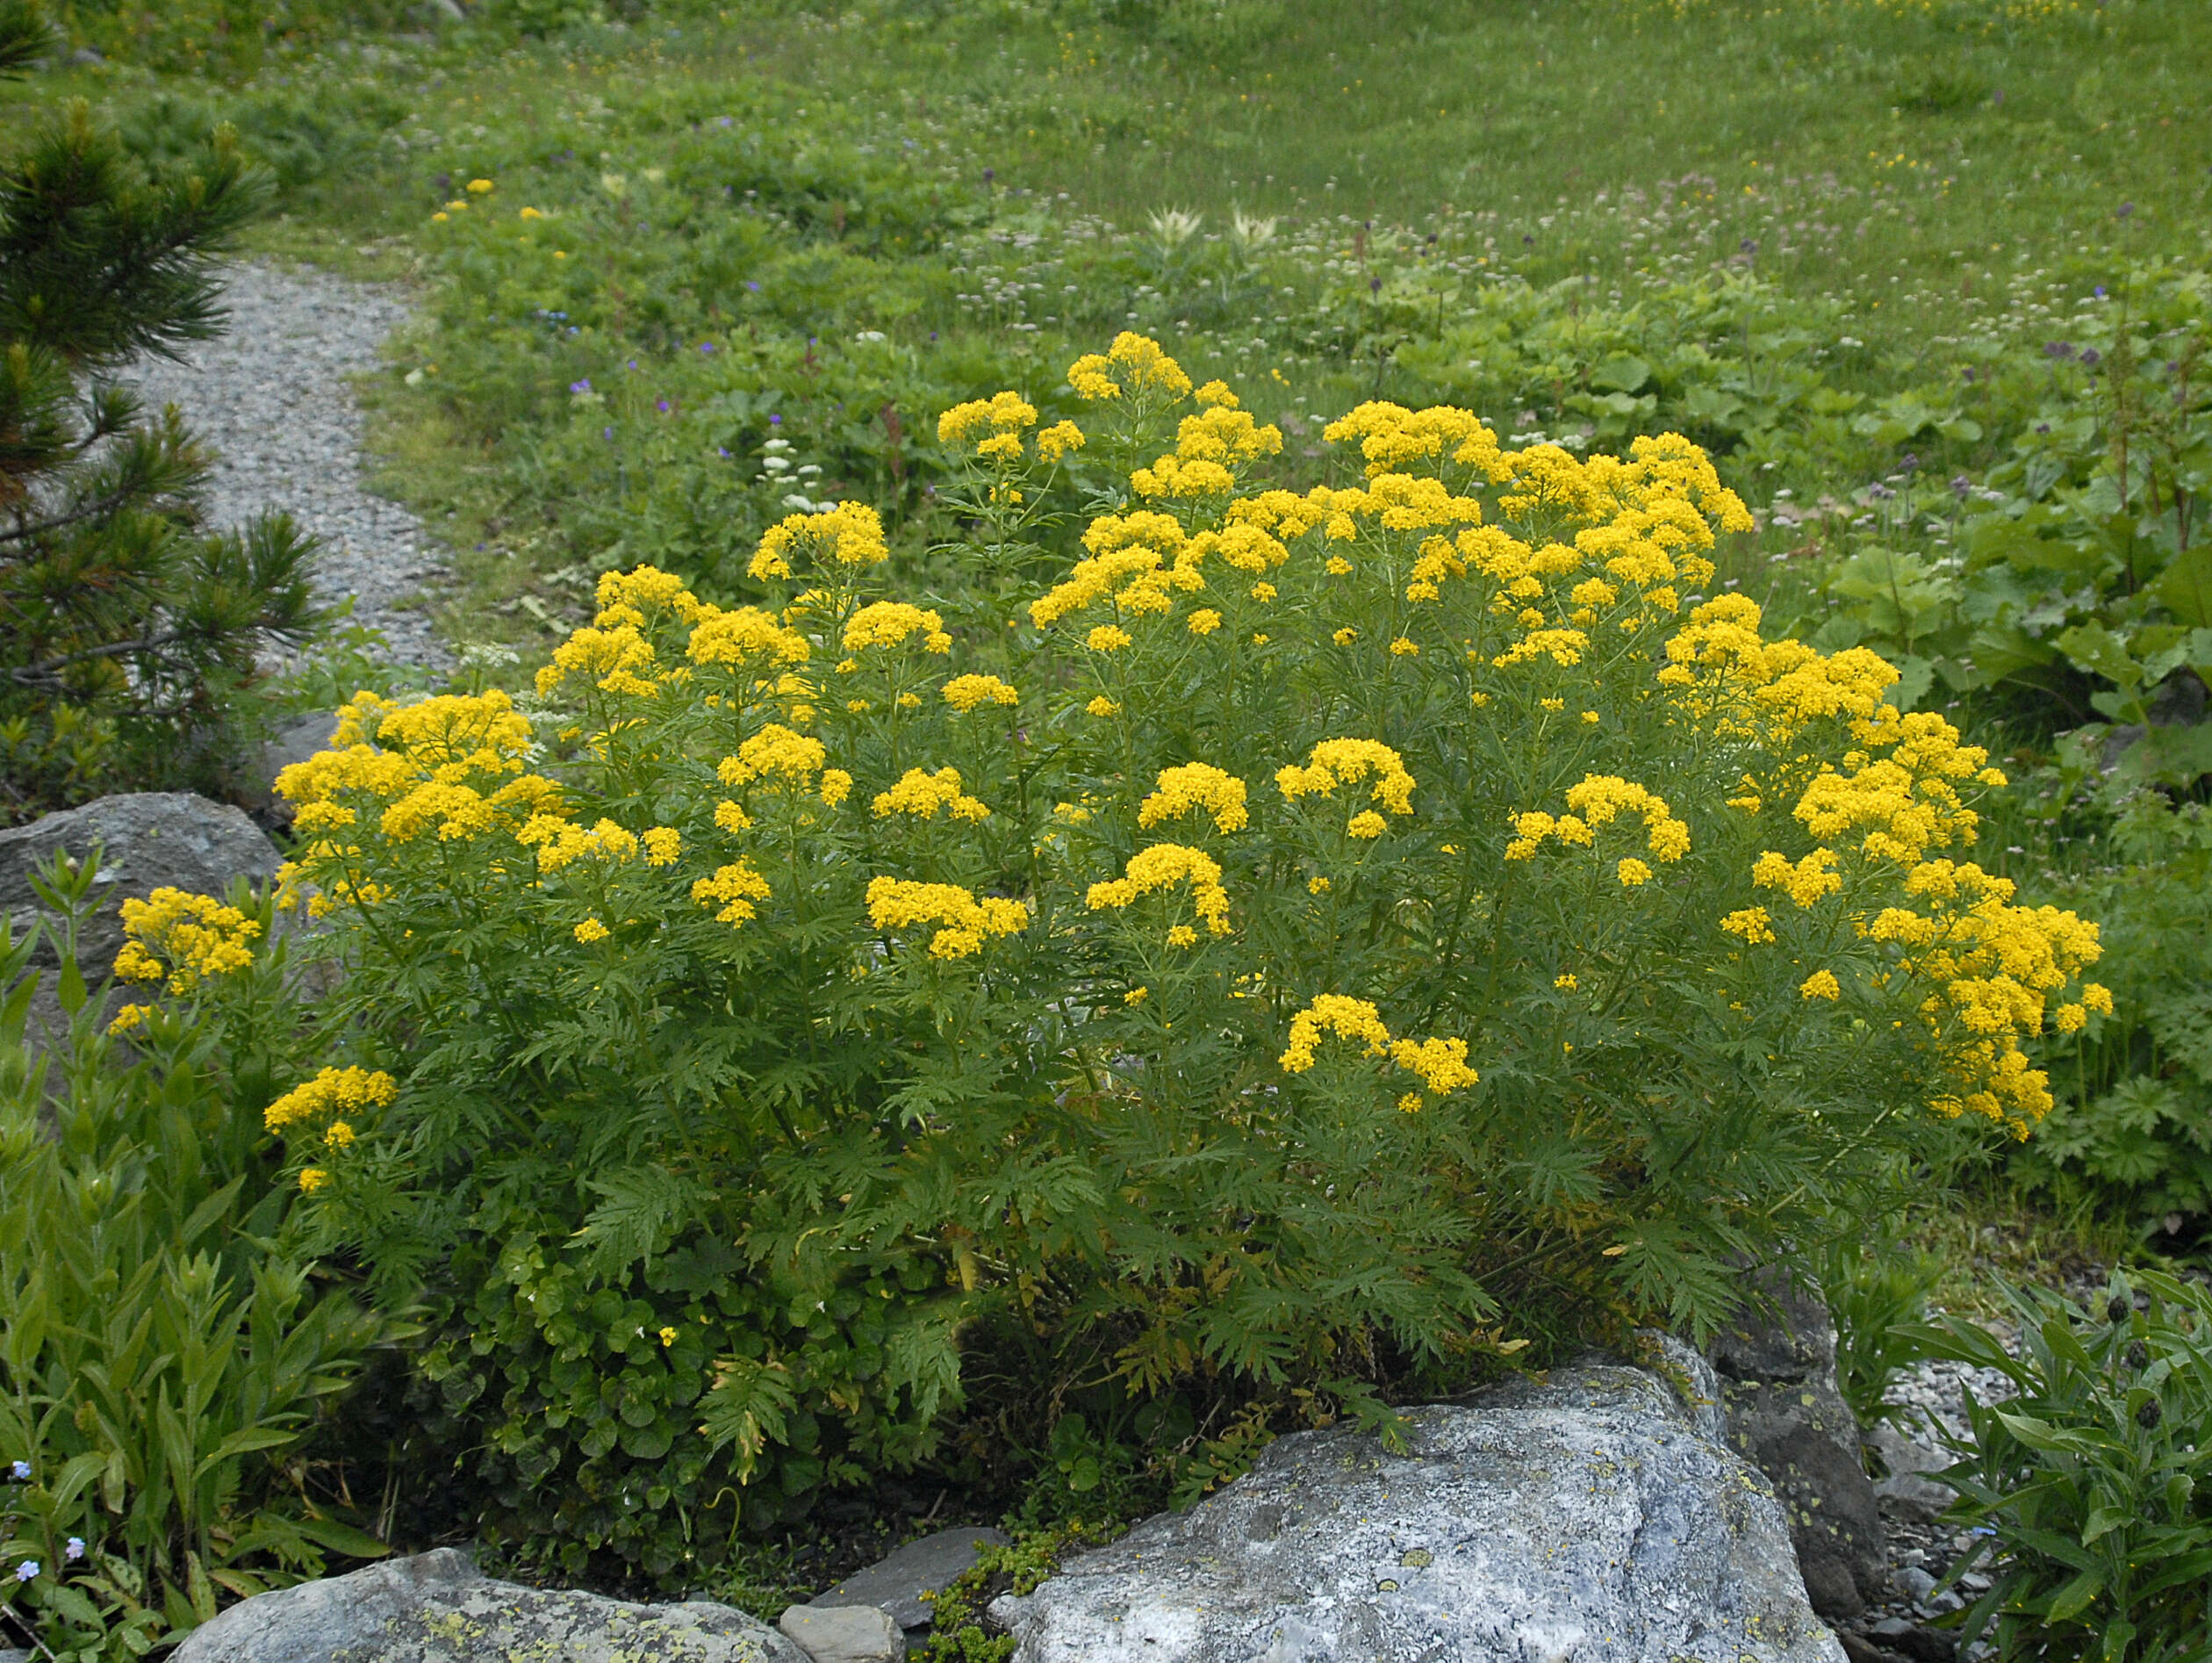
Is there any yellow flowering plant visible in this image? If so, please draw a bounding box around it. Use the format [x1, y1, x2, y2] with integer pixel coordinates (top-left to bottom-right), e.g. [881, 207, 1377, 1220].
[267, 337, 2106, 1579]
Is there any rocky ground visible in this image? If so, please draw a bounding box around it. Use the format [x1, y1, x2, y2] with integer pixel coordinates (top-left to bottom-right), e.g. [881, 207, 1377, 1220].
[122, 260, 452, 672]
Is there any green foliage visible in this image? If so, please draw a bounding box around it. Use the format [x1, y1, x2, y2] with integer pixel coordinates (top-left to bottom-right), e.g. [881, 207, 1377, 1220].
[52, 0, 414, 77]
[2017, 798, 2212, 1236]
[239, 350, 2107, 1583]
[1821, 1231, 1945, 1431]
[0, 856, 388, 1660]
[1907, 1270, 2212, 1663]
[118, 83, 411, 198]
[1816, 268, 2212, 747]
[911, 1525, 1102, 1663]
[0, 87, 323, 820]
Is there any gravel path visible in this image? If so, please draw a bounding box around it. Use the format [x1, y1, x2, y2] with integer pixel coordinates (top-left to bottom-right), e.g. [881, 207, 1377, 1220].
[124, 261, 453, 671]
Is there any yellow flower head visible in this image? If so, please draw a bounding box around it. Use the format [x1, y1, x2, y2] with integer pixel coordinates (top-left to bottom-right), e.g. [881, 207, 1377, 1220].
[692, 860, 772, 926]
[1275, 738, 1417, 817]
[1037, 421, 1087, 463]
[1086, 843, 1232, 938]
[938, 391, 1039, 453]
[750, 502, 890, 581]
[943, 673, 1019, 712]
[1800, 969, 1842, 1001]
[1138, 763, 1250, 834]
[873, 767, 990, 823]
[1720, 907, 1776, 945]
[114, 888, 262, 995]
[865, 876, 1028, 959]
[265, 1066, 399, 1134]
[1065, 332, 1192, 403]
[844, 601, 952, 655]
[686, 605, 811, 670]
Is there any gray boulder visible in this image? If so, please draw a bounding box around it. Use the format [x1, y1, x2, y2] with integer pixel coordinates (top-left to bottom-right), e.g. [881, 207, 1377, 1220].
[989, 1358, 1842, 1663]
[778, 1601, 904, 1663]
[170, 1549, 808, 1663]
[0, 791, 281, 975]
[818, 1524, 1010, 1638]
[1708, 1271, 1886, 1622]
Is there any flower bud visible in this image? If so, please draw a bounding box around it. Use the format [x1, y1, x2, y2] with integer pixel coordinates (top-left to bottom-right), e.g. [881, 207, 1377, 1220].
[2137, 1396, 2163, 1430]
[2107, 1295, 2132, 1325]
[2125, 1339, 2149, 1370]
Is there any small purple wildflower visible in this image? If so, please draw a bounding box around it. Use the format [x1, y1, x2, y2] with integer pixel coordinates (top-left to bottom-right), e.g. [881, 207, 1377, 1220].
[745, 281, 760, 292]
[2116, 203, 2134, 220]
[603, 426, 614, 441]
[1898, 453, 1919, 473]
[9, 1461, 27, 1480]
[65, 1539, 83, 1562]
[2094, 284, 2108, 299]
[1951, 475, 1971, 499]
[657, 399, 672, 413]
[570, 378, 591, 393]
[2081, 349, 2101, 366]
[700, 342, 716, 354]
[769, 414, 781, 425]
[14, 1562, 36, 1583]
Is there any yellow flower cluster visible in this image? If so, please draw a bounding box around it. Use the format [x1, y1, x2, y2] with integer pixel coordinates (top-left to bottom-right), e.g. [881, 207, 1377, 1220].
[873, 767, 990, 823]
[1275, 739, 1418, 824]
[1138, 764, 1250, 834]
[518, 815, 638, 871]
[1324, 402, 1513, 483]
[865, 876, 1029, 960]
[693, 860, 772, 925]
[1131, 407, 1283, 500]
[112, 888, 262, 995]
[749, 501, 890, 580]
[1030, 511, 1201, 628]
[1506, 776, 1690, 882]
[939, 392, 1038, 461]
[719, 724, 826, 788]
[1276, 994, 1480, 1105]
[843, 601, 952, 655]
[264, 1065, 398, 1134]
[942, 673, 1019, 712]
[687, 606, 812, 670]
[1086, 844, 1232, 939]
[1066, 332, 1194, 403]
